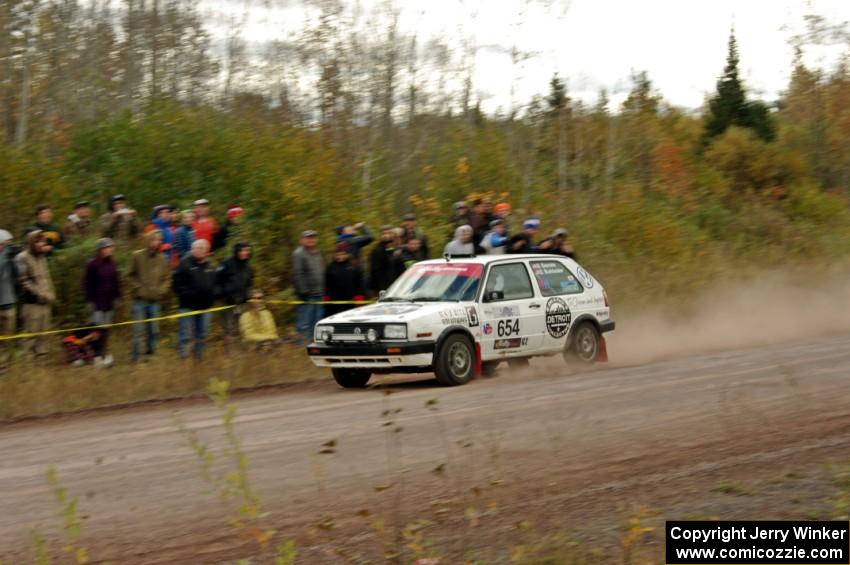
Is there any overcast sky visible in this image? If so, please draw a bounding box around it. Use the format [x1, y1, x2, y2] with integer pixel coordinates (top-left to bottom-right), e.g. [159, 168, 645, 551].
[205, 0, 850, 112]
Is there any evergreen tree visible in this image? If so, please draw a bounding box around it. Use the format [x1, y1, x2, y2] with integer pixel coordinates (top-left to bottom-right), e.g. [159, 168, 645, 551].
[704, 30, 775, 143]
[547, 73, 568, 112]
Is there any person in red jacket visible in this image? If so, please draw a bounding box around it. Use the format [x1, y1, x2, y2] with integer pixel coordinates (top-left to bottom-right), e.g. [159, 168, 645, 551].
[191, 198, 218, 248]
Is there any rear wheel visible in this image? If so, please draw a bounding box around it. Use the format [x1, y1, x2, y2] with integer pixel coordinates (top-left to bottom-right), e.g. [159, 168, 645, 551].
[331, 368, 372, 388]
[566, 322, 600, 364]
[434, 333, 475, 386]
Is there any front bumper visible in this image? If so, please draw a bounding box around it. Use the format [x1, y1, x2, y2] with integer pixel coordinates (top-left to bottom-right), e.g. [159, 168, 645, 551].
[306, 341, 436, 369]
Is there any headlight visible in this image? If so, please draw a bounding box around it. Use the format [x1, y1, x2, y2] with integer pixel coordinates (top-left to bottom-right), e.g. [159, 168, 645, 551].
[366, 328, 378, 343]
[383, 324, 407, 340]
[316, 325, 334, 342]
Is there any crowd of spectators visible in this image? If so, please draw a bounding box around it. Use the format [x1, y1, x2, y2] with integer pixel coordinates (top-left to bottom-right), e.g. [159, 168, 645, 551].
[0, 195, 577, 371]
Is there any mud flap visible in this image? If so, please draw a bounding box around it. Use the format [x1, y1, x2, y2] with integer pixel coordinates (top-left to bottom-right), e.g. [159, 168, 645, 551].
[597, 336, 609, 363]
[474, 342, 482, 378]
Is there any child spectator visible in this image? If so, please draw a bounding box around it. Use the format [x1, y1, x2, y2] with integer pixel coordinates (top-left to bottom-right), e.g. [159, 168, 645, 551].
[239, 290, 279, 349]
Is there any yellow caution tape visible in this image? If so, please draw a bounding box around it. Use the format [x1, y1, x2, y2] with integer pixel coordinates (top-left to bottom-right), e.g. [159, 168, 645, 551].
[0, 300, 376, 341]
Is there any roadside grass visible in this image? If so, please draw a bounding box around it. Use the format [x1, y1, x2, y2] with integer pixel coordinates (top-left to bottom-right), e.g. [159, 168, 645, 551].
[712, 480, 757, 497]
[0, 338, 323, 420]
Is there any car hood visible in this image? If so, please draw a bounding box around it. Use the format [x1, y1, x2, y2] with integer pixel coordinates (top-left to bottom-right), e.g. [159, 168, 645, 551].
[323, 302, 450, 323]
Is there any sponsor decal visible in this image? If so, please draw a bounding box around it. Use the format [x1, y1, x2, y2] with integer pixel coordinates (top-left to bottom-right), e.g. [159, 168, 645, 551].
[567, 295, 604, 308]
[545, 297, 571, 338]
[575, 266, 594, 288]
[494, 337, 528, 350]
[409, 263, 484, 277]
[595, 310, 609, 319]
[483, 305, 520, 319]
[440, 307, 468, 326]
[483, 323, 494, 335]
[465, 306, 480, 327]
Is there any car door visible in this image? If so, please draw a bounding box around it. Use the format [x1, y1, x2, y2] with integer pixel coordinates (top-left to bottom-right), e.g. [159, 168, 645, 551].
[479, 262, 545, 360]
[528, 259, 586, 353]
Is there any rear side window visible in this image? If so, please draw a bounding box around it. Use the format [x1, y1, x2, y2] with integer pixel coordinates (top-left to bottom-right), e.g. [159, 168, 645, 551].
[484, 263, 534, 301]
[530, 260, 583, 296]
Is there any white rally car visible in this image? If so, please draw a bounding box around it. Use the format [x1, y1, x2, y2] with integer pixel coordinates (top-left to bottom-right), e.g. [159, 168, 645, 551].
[307, 254, 615, 388]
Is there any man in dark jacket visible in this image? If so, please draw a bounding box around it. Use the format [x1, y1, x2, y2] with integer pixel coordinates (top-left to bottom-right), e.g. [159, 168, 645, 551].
[369, 226, 405, 296]
[216, 242, 253, 339]
[401, 237, 426, 269]
[325, 243, 365, 317]
[172, 239, 216, 359]
[537, 228, 577, 260]
[400, 213, 429, 259]
[507, 217, 541, 254]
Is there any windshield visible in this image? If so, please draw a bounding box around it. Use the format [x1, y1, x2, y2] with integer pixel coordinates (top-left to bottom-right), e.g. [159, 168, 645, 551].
[382, 263, 483, 302]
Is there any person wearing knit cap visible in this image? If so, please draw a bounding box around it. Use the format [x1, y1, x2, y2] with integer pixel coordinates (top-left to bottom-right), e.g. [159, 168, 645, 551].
[325, 242, 365, 317]
[507, 217, 541, 254]
[480, 218, 509, 255]
[213, 206, 245, 252]
[15, 230, 55, 362]
[83, 238, 120, 368]
[0, 229, 17, 373]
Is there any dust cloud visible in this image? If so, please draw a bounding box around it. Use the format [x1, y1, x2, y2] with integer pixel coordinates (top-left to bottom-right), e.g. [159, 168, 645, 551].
[606, 264, 850, 366]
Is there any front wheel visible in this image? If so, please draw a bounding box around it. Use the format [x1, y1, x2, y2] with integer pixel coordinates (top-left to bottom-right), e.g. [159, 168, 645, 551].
[332, 368, 372, 388]
[565, 322, 600, 364]
[434, 334, 475, 386]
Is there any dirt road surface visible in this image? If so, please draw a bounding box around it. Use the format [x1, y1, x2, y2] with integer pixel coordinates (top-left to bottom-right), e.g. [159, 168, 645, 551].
[2, 334, 850, 563]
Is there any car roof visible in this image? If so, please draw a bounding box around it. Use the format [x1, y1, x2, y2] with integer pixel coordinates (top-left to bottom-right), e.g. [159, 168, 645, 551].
[417, 254, 578, 266]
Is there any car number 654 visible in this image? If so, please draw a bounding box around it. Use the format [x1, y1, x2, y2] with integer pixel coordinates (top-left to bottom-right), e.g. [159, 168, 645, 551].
[497, 319, 520, 337]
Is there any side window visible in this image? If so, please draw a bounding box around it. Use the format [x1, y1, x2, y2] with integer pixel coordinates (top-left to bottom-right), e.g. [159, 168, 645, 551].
[484, 263, 534, 301]
[530, 260, 583, 296]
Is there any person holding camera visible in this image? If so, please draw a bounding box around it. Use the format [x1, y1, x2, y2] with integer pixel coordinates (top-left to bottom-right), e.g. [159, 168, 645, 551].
[100, 194, 140, 241]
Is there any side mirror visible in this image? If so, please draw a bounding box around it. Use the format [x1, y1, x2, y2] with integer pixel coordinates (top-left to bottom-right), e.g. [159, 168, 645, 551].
[378, 290, 387, 300]
[485, 290, 504, 302]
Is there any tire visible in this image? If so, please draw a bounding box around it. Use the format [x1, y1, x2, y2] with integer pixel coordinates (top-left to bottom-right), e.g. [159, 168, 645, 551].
[481, 361, 499, 378]
[565, 322, 600, 364]
[331, 368, 372, 388]
[434, 333, 475, 386]
[507, 357, 530, 369]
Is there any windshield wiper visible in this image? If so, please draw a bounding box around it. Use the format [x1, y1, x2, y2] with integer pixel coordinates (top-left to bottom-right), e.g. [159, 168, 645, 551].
[412, 297, 458, 302]
[379, 297, 414, 303]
